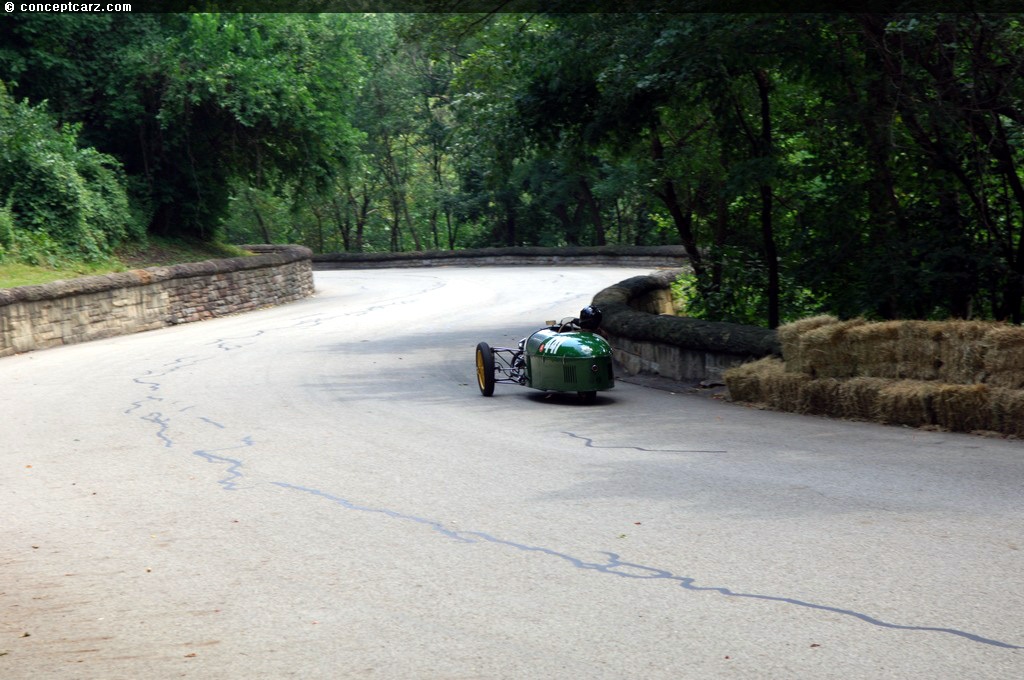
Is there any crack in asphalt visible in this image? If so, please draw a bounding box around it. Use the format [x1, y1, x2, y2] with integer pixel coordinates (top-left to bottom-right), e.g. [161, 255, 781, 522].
[563, 431, 727, 454]
[271, 482, 1021, 650]
[193, 436, 254, 491]
[140, 411, 173, 448]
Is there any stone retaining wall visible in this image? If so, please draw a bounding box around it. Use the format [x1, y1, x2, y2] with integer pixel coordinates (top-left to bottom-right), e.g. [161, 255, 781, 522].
[0, 245, 313, 358]
[593, 269, 780, 384]
[314, 245, 689, 269]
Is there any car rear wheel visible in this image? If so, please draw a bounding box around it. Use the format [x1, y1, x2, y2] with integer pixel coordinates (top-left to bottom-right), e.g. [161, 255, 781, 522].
[476, 342, 495, 396]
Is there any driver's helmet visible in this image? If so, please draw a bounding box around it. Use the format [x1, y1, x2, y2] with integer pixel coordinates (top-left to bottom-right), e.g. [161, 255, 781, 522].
[578, 305, 602, 330]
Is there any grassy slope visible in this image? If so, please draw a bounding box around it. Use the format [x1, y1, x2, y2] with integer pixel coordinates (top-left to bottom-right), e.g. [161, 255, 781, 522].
[0, 238, 250, 289]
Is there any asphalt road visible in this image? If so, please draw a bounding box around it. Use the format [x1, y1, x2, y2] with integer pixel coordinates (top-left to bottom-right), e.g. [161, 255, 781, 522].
[2, 266, 1023, 679]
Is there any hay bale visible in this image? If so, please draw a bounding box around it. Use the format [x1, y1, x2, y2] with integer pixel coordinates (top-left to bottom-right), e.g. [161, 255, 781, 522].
[985, 369, 1024, 390]
[724, 357, 780, 404]
[847, 321, 900, 379]
[895, 320, 945, 381]
[761, 370, 813, 412]
[797, 318, 868, 379]
[777, 315, 838, 374]
[726, 356, 812, 411]
[936, 320, 992, 384]
[799, 378, 844, 416]
[932, 383, 991, 433]
[989, 388, 1024, 437]
[983, 325, 1024, 389]
[837, 377, 890, 420]
[890, 320, 991, 383]
[728, 319, 1024, 431]
[876, 380, 938, 427]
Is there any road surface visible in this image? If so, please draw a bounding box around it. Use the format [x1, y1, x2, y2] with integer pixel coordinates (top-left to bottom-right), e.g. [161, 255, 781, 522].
[2, 266, 1022, 678]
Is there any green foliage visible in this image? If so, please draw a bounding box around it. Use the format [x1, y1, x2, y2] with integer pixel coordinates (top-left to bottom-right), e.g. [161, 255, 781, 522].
[0, 82, 137, 266]
[672, 248, 823, 328]
[0, 198, 16, 257]
[435, 12, 1024, 323]
[133, 13, 363, 239]
[2, 13, 362, 242]
[6, 13, 1024, 323]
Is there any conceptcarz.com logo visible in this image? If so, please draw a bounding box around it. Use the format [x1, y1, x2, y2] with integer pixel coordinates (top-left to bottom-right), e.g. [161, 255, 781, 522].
[5, 2, 133, 12]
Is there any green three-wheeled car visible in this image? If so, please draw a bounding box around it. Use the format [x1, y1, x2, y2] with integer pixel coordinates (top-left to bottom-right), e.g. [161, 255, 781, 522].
[475, 306, 614, 404]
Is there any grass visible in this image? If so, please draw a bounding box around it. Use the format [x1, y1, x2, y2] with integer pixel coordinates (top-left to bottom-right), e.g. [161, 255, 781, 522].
[0, 238, 250, 289]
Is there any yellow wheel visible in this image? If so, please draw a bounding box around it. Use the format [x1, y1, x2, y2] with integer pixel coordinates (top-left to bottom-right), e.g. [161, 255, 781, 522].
[475, 342, 495, 396]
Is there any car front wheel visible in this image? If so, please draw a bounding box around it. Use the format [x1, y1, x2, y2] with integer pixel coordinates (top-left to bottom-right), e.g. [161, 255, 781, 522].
[475, 342, 495, 396]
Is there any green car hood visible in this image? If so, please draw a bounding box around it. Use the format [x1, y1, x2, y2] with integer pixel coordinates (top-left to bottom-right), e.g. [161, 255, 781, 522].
[525, 329, 613, 358]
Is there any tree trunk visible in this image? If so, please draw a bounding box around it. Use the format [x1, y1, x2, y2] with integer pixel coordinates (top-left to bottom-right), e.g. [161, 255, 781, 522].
[245, 187, 271, 244]
[651, 124, 704, 279]
[754, 69, 780, 329]
[445, 207, 456, 250]
[579, 178, 606, 246]
[402, 195, 423, 251]
[332, 196, 351, 252]
[311, 205, 325, 253]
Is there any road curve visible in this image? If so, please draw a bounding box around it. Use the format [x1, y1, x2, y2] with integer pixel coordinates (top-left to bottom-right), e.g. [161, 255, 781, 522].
[2, 266, 1022, 679]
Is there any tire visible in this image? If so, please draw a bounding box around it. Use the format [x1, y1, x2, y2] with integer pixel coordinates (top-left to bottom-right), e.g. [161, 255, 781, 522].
[578, 391, 597, 405]
[476, 342, 496, 396]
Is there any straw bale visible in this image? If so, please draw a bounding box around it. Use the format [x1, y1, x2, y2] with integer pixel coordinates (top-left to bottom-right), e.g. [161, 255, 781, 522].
[761, 370, 813, 412]
[895, 320, 945, 381]
[988, 388, 1024, 437]
[931, 383, 991, 433]
[836, 377, 889, 420]
[876, 380, 938, 427]
[936, 320, 992, 384]
[723, 357, 781, 404]
[777, 315, 838, 374]
[846, 321, 900, 379]
[983, 325, 1024, 368]
[728, 356, 811, 410]
[888, 320, 991, 383]
[725, 357, 817, 413]
[797, 318, 868, 379]
[982, 326, 1024, 389]
[798, 378, 843, 416]
[984, 370, 1024, 390]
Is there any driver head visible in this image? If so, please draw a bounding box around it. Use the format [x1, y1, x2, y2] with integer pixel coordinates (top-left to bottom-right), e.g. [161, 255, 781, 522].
[578, 305, 602, 330]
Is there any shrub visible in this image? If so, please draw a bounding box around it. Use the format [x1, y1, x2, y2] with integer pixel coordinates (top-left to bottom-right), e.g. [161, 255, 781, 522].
[0, 82, 139, 264]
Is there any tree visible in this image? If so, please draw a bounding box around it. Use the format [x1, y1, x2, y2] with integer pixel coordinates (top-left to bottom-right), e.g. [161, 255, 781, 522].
[2, 13, 363, 242]
[858, 13, 1024, 322]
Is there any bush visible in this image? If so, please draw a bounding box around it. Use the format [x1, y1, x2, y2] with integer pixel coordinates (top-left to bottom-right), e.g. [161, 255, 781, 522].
[0, 82, 139, 265]
[671, 246, 823, 327]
